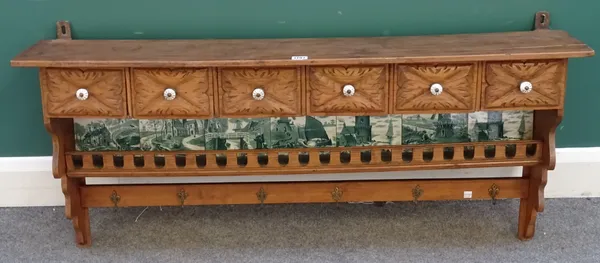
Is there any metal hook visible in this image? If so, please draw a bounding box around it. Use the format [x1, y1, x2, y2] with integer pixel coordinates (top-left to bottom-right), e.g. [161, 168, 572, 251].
[109, 190, 121, 208]
[331, 186, 343, 202]
[256, 187, 267, 204]
[412, 185, 424, 204]
[177, 188, 189, 207]
[489, 183, 500, 205]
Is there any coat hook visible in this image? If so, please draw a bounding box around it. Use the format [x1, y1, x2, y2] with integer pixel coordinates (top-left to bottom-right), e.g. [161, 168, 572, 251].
[256, 187, 267, 204]
[331, 186, 343, 202]
[110, 190, 121, 207]
[177, 188, 189, 207]
[489, 183, 500, 205]
[412, 185, 424, 204]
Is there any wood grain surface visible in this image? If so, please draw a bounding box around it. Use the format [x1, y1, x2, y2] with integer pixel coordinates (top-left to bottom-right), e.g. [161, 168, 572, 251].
[42, 68, 127, 117]
[65, 141, 543, 177]
[482, 60, 566, 110]
[307, 65, 388, 115]
[131, 68, 213, 118]
[11, 30, 594, 68]
[217, 67, 303, 117]
[394, 63, 477, 113]
[80, 178, 527, 207]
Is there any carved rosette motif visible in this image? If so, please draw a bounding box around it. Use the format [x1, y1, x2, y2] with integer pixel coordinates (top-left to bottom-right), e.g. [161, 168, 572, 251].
[483, 61, 565, 109]
[219, 67, 301, 117]
[132, 69, 212, 118]
[394, 64, 476, 112]
[44, 69, 126, 117]
[308, 66, 387, 115]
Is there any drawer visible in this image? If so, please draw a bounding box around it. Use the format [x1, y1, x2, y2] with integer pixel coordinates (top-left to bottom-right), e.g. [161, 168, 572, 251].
[482, 60, 566, 110]
[393, 63, 477, 113]
[42, 68, 127, 117]
[307, 65, 388, 115]
[131, 68, 213, 118]
[217, 67, 303, 117]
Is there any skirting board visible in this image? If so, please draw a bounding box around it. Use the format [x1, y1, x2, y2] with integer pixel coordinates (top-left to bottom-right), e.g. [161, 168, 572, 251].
[1, 147, 598, 207]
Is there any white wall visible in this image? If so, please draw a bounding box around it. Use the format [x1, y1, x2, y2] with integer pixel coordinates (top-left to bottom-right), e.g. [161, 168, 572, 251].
[1, 147, 598, 207]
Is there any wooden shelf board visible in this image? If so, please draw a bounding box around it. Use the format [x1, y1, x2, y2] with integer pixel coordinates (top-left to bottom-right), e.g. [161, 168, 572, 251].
[11, 30, 594, 68]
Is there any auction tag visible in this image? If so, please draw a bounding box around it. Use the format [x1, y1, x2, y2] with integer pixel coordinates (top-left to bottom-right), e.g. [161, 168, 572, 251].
[291, 56, 308, 60]
[464, 191, 473, 199]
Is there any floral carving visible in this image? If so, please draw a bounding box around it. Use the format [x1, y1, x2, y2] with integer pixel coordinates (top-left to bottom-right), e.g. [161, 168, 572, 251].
[44, 69, 126, 117]
[308, 66, 387, 115]
[132, 69, 212, 118]
[219, 67, 302, 117]
[483, 61, 565, 109]
[394, 64, 476, 112]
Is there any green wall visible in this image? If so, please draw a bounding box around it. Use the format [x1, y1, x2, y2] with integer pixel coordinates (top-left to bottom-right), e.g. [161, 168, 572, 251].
[1, 0, 598, 157]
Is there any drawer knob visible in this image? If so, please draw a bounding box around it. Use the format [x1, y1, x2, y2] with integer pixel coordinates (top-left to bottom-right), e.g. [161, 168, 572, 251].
[430, 83, 443, 96]
[520, 81, 533, 94]
[342, 84, 355, 96]
[252, 88, 265, 100]
[75, 88, 89, 101]
[163, 88, 176, 100]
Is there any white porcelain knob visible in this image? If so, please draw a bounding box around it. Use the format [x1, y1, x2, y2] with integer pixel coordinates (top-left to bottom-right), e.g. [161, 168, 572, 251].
[430, 83, 443, 96]
[520, 81, 533, 94]
[163, 88, 176, 100]
[75, 88, 88, 101]
[252, 88, 265, 100]
[342, 85, 355, 97]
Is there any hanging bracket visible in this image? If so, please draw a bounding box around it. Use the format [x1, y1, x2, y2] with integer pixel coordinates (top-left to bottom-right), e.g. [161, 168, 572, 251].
[534, 11, 550, 30]
[56, 20, 72, 40]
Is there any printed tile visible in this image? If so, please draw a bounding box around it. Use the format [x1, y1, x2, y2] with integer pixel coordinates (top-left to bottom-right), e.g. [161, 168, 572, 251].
[468, 111, 534, 142]
[370, 115, 403, 146]
[336, 116, 374, 147]
[223, 118, 271, 150]
[140, 119, 205, 151]
[270, 117, 307, 149]
[74, 118, 140, 151]
[204, 118, 229, 150]
[303, 116, 336, 147]
[401, 113, 469, 144]
[504, 110, 533, 140]
[388, 115, 403, 145]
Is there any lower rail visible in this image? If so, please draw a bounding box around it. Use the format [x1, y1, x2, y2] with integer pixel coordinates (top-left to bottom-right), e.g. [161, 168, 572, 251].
[81, 178, 527, 207]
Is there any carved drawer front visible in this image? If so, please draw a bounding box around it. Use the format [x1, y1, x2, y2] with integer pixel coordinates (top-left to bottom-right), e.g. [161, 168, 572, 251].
[131, 68, 213, 118]
[42, 68, 127, 117]
[482, 60, 566, 110]
[393, 63, 477, 113]
[307, 65, 388, 116]
[217, 67, 303, 117]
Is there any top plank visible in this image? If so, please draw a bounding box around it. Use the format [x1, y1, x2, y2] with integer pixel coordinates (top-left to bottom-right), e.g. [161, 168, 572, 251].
[11, 30, 594, 68]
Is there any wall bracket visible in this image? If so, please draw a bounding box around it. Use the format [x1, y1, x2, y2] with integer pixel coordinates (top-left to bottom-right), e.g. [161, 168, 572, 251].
[56, 20, 72, 40]
[534, 11, 550, 30]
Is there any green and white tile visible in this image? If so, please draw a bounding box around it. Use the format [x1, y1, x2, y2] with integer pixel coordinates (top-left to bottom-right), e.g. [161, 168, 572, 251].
[468, 111, 534, 141]
[505, 110, 533, 140]
[204, 118, 229, 150]
[270, 117, 307, 149]
[223, 118, 271, 150]
[140, 119, 205, 151]
[74, 118, 140, 151]
[401, 113, 469, 144]
[303, 116, 336, 147]
[371, 115, 403, 146]
[336, 116, 374, 147]
[468, 111, 504, 142]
